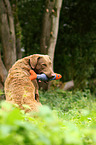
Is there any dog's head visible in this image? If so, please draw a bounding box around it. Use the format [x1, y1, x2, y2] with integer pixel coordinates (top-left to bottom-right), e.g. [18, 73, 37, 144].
[29, 54, 55, 78]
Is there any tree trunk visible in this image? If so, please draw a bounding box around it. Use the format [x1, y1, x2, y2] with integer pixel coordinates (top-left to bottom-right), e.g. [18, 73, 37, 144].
[48, 0, 62, 67]
[40, 0, 62, 90]
[40, 0, 55, 54]
[40, 0, 62, 67]
[0, 52, 7, 91]
[0, 0, 16, 71]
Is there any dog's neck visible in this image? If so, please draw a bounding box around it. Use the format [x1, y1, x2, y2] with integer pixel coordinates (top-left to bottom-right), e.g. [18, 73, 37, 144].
[29, 59, 34, 70]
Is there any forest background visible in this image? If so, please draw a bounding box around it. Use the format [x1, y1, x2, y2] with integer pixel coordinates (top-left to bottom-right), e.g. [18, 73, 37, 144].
[0, 1, 96, 144]
[0, 0, 96, 94]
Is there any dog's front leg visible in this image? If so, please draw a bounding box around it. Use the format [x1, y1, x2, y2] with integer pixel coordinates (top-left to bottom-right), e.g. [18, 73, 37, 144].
[32, 80, 39, 102]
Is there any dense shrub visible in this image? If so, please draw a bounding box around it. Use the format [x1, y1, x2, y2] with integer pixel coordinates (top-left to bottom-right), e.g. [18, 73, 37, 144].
[0, 89, 96, 145]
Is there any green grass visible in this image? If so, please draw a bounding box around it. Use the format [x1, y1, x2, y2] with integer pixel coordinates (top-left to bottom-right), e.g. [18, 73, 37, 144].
[0, 89, 96, 145]
[40, 89, 93, 114]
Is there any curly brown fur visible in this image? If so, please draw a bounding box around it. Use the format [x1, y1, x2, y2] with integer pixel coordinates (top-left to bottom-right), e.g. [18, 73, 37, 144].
[4, 54, 54, 112]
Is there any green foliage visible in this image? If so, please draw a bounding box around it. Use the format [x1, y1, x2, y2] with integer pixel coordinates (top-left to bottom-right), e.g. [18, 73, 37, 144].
[40, 89, 92, 112]
[0, 90, 5, 100]
[0, 90, 96, 145]
[12, 0, 96, 92]
[0, 90, 4, 96]
[17, 0, 45, 55]
[1, 0, 96, 93]
[54, 0, 96, 91]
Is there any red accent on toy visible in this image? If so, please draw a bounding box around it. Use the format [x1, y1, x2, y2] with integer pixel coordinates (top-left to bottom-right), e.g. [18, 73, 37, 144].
[55, 73, 62, 80]
[29, 70, 37, 80]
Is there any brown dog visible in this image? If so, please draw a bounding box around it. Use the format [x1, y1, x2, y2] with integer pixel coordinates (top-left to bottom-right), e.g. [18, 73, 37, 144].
[4, 54, 54, 112]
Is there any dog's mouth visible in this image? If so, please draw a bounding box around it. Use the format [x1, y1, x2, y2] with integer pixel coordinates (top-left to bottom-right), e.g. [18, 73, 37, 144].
[34, 69, 55, 83]
[44, 73, 55, 83]
[35, 69, 55, 78]
[41, 72, 55, 78]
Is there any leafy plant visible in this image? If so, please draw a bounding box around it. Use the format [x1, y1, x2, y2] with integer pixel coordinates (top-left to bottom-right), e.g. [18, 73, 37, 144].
[0, 90, 96, 145]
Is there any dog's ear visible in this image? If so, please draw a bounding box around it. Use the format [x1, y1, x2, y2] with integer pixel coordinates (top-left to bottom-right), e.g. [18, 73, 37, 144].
[29, 55, 42, 69]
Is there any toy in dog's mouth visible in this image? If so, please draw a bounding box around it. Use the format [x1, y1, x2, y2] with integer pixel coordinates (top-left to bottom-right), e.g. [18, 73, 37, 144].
[42, 73, 56, 83]
[42, 73, 55, 78]
[37, 73, 54, 83]
[29, 70, 62, 82]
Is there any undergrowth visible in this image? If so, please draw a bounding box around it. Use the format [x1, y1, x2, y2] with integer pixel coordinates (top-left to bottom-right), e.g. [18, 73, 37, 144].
[0, 89, 96, 145]
[39, 89, 93, 114]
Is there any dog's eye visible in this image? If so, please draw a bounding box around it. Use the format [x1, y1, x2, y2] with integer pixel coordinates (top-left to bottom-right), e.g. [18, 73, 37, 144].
[42, 63, 47, 67]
